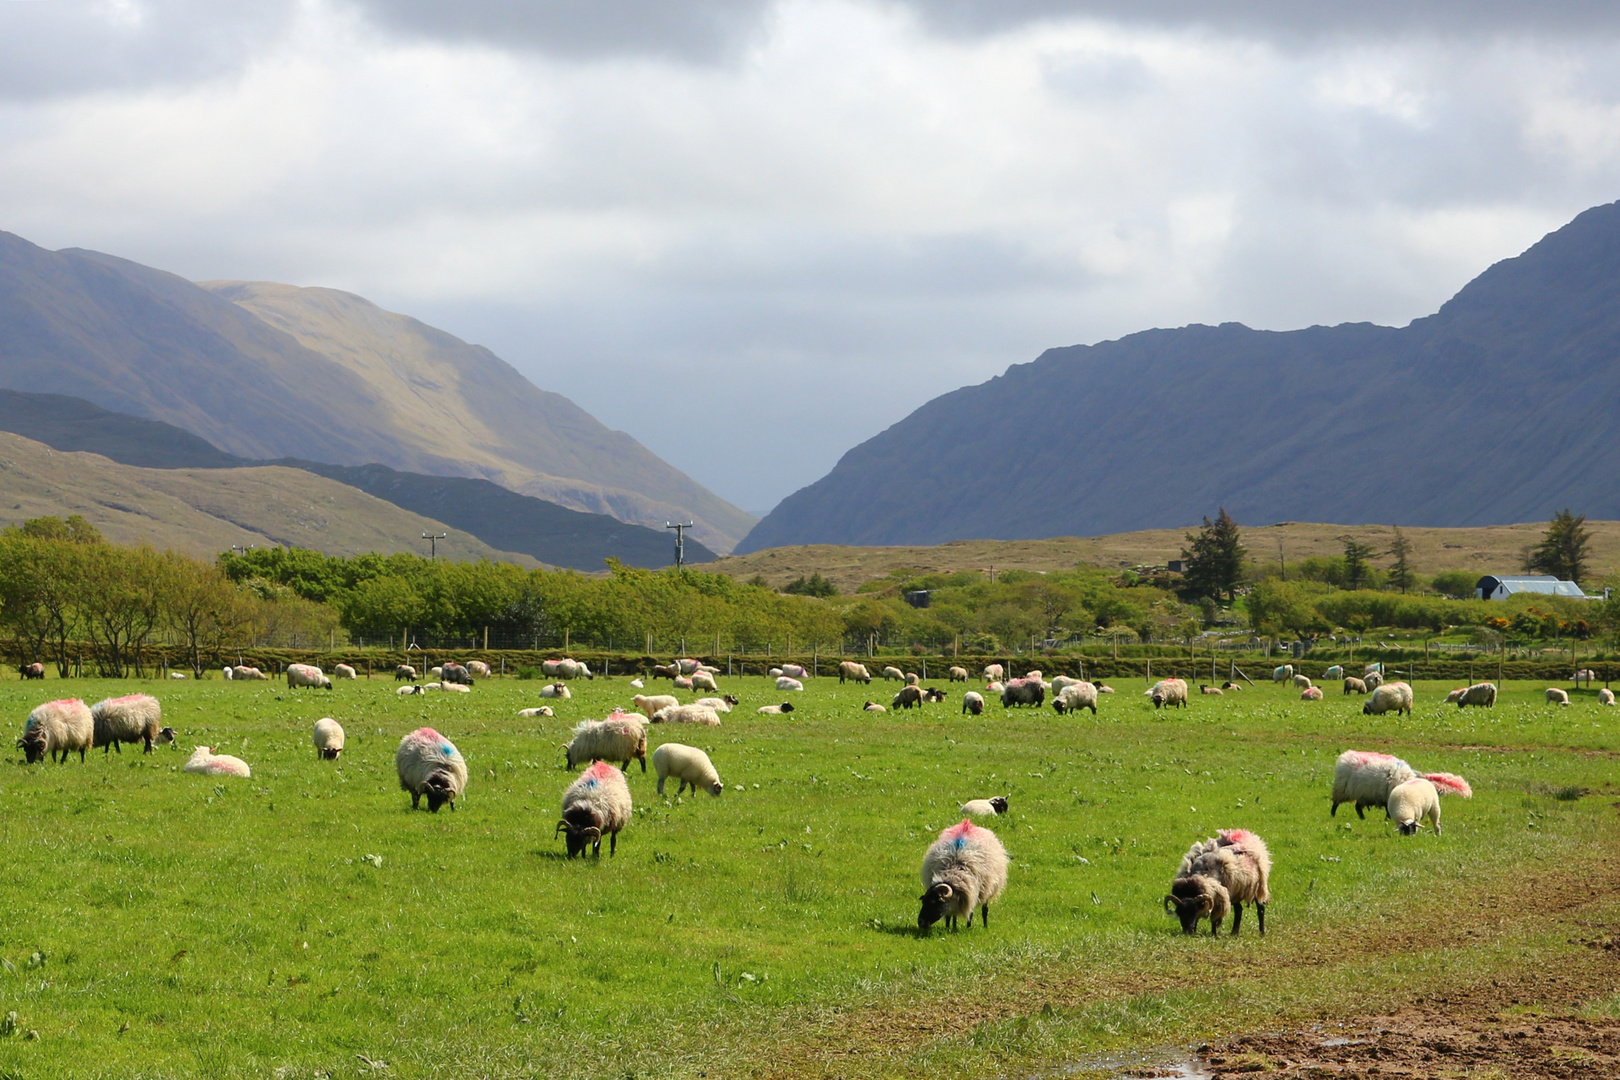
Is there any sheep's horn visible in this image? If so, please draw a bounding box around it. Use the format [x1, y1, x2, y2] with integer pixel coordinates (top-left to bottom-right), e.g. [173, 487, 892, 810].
[580, 826, 603, 840]
[554, 820, 569, 837]
[1162, 895, 1177, 914]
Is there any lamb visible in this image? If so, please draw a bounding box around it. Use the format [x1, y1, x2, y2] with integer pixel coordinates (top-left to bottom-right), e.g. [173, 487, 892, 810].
[1601, 688, 1616, 706]
[90, 694, 165, 754]
[923, 688, 947, 703]
[20, 663, 43, 680]
[776, 676, 805, 692]
[1096, 684, 1114, 693]
[651, 664, 679, 680]
[1164, 829, 1270, 936]
[1301, 686, 1324, 701]
[673, 676, 695, 690]
[557, 760, 632, 857]
[1000, 677, 1045, 709]
[839, 661, 872, 684]
[1148, 678, 1189, 710]
[395, 664, 418, 682]
[780, 663, 808, 679]
[433, 681, 471, 694]
[757, 702, 795, 715]
[1052, 681, 1098, 715]
[430, 666, 443, 679]
[169, 671, 186, 679]
[986, 680, 1005, 693]
[863, 701, 887, 713]
[961, 797, 1008, 817]
[918, 820, 1009, 932]
[652, 703, 722, 726]
[632, 694, 679, 719]
[1221, 681, 1242, 691]
[629, 677, 644, 689]
[983, 664, 1005, 681]
[948, 666, 969, 682]
[1050, 675, 1084, 696]
[693, 695, 739, 713]
[892, 685, 924, 710]
[232, 665, 268, 681]
[1455, 682, 1497, 708]
[333, 663, 357, 680]
[961, 691, 985, 716]
[517, 706, 554, 718]
[184, 746, 252, 777]
[222, 665, 233, 680]
[1365, 662, 1384, 676]
[21, 698, 94, 764]
[1272, 664, 1294, 683]
[397, 684, 426, 695]
[1330, 750, 1416, 818]
[562, 711, 647, 772]
[690, 670, 718, 692]
[1343, 676, 1368, 695]
[1443, 687, 1466, 704]
[395, 727, 468, 812]
[1387, 773, 1472, 835]
[312, 718, 345, 760]
[653, 742, 723, 796]
[287, 664, 332, 690]
[882, 666, 905, 681]
[539, 682, 572, 699]
[1199, 685, 1223, 696]
[1293, 674, 1313, 690]
[1022, 669, 1043, 682]
[904, 672, 920, 687]
[466, 661, 491, 679]
[1324, 665, 1344, 680]
[1362, 681, 1413, 716]
[1547, 687, 1571, 705]
[1364, 671, 1384, 691]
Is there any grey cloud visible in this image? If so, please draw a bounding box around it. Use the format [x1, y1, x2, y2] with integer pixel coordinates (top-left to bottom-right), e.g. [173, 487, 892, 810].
[341, 0, 778, 64]
[0, 1, 298, 101]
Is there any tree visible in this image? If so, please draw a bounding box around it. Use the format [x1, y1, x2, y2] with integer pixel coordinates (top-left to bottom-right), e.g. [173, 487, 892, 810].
[1386, 527, 1415, 594]
[1180, 509, 1246, 602]
[783, 572, 837, 598]
[1526, 509, 1592, 585]
[1340, 537, 1378, 591]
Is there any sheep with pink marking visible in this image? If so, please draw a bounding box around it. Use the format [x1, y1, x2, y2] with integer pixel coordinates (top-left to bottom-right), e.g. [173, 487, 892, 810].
[918, 820, 1009, 932]
[287, 663, 332, 690]
[562, 711, 647, 772]
[90, 694, 169, 754]
[184, 746, 251, 777]
[20, 698, 94, 764]
[558, 760, 632, 857]
[395, 727, 468, 812]
[1388, 773, 1472, 835]
[1165, 829, 1271, 936]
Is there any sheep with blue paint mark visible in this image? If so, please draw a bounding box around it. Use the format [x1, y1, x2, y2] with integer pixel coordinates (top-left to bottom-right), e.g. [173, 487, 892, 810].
[918, 820, 1009, 932]
[396, 727, 468, 812]
[558, 760, 632, 857]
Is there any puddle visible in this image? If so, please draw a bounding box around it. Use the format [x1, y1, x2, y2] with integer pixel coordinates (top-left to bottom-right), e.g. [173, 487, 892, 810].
[1058, 1049, 1213, 1079]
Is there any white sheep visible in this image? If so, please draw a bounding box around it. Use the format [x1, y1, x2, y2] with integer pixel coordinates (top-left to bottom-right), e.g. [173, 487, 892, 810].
[757, 702, 795, 715]
[1292, 674, 1313, 690]
[90, 694, 167, 754]
[839, 661, 871, 684]
[517, 706, 555, 718]
[562, 711, 647, 772]
[768, 667, 784, 679]
[231, 665, 268, 681]
[313, 718, 345, 760]
[629, 677, 644, 689]
[881, 666, 905, 681]
[1165, 829, 1270, 936]
[983, 664, 1004, 681]
[466, 661, 491, 679]
[557, 760, 632, 857]
[1052, 681, 1098, 715]
[430, 666, 443, 679]
[184, 746, 251, 778]
[1301, 686, 1324, 701]
[986, 680, 1005, 693]
[863, 701, 887, 713]
[21, 698, 94, 764]
[693, 696, 737, 713]
[169, 671, 187, 680]
[691, 670, 718, 692]
[1049, 674, 1082, 696]
[653, 743, 723, 796]
[673, 675, 695, 690]
[539, 682, 572, 699]
[632, 694, 679, 719]
[652, 704, 722, 726]
[1601, 688, 1616, 707]
[1331, 750, 1415, 818]
[1147, 678, 1188, 710]
[960, 797, 1008, 817]
[1364, 662, 1384, 676]
[1387, 773, 1471, 835]
[1272, 664, 1294, 683]
[1455, 682, 1497, 708]
[433, 681, 471, 694]
[948, 666, 969, 682]
[1546, 687, 1571, 705]
[780, 664, 808, 679]
[222, 666, 233, 681]
[1200, 685, 1224, 696]
[1343, 676, 1368, 695]
[395, 665, 418, 682]
[1323, 665, 1344, 680]
[1363, 671, 1384, 691]
[397, 684, 426, 696]
[961, 691, 984, 716]
[333, 664, 358, 680]
[674, 658, 702, 676]
[776, 676, 804, 692]
[287, 663, 332, 690]
[542, 658, 592, 680]
[1362, 681, 1413, 716]
[396, 727, 467, 812]
[918, 820, 1009, 931]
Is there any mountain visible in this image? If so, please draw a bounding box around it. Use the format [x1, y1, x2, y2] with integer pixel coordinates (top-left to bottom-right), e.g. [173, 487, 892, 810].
[738, 200, 1620, 551]
[0, 388, 709, 570]
[0, 431, 537, 565]
[0, 232, 753, 552]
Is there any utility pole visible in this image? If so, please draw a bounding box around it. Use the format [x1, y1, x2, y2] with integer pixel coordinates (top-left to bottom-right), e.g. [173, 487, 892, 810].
[422, 532, 447, 558]
[666, 522, 694, 569]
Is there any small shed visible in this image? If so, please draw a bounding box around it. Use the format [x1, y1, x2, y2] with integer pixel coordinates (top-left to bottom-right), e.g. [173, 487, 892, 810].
[1474, 574, 1588, 601]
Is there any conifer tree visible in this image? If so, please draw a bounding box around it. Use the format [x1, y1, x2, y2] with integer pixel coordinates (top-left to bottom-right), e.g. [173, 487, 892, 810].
[1180, 509, 1245, 602]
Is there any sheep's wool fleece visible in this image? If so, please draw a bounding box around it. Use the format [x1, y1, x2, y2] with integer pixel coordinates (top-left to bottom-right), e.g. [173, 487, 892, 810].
[565, 760, 633, 829]
[921, 821, 1009, 905]
[396, 728, 469, 797]
[185, 747, 251, 777]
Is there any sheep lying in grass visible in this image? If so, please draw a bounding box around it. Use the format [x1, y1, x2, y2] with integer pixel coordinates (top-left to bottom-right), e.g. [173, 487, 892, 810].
[918, 820, 1008, 932]
[757, 702, 795, 715]
[396, 727, 467, 812]
[1164, 829, 1270, 936]
[1546, 687, 1571, 705]
[232, 665, 268, 681]
[652, 704, 722, 726]
[961, 797, 1008, 817]
[313, 718, 345, 760]
[1148, 678, 1188, 710]
[91, 694, 168, 754]
[517, 706, 554, 718]
[184, 746, 251, 778]
[863, 701, 887, 713]
[432, 681, 471, 693]
[839, 661, 871, 684]
[629, 678, 644, 689]
[693, 696, 738, 713]
[1221, 681, 1241, 691]
[776, 676, 805, 692]
[986, 680, 1004, 693]
[539, 683, 572, 700]
[562, 711, 647, 772]
[1343, 676, 1367, 695]
[653, 743, 723, 796]
[21, 698, 94, 764]
[1388, 773, 1472, 835]
[1096, 684, 1114, 694]
[1053, 681, 1098, 715]
[1601, 688, 1616, 706]
[1455, 682, 1497, 708]
[961, 691, 984, 716]
[1362, 681, 1413, 716]
[558, 761, 631, 857]
[923, 688, 946, 703]
[1200, 685, 1223, 696]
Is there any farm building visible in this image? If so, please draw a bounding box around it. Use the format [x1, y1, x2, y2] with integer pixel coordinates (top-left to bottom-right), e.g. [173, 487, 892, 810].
[1474, 574, 1589, 601]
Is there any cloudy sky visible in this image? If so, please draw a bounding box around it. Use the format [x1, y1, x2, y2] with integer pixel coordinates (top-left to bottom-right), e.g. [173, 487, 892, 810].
[5, 1, 1620, 517]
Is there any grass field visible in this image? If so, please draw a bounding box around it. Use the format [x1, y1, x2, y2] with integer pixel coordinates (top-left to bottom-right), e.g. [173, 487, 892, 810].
[0, 672, 1616, 1078]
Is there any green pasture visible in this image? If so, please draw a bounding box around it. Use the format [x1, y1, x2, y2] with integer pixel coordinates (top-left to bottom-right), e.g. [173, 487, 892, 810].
[0, 673, 1615, 1078]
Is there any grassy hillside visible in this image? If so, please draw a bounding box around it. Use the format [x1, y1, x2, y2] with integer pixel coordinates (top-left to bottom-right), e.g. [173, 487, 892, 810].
[710, 519, 1620, 593]
[0, 432, 536, 564]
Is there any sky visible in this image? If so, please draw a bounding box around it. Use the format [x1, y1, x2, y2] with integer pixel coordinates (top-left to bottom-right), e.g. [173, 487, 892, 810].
[5, 2, 1620, 518]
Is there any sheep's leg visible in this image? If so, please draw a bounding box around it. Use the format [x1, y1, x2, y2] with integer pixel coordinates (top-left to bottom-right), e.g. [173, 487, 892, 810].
[78, 747, 86, 762]
[411, 791, 421, 809]
[1231, 902, 1243, 936]
[113, 741, 122, 754]
[610, 831, 618, 856]
[980, 902, 990, 928]
[1256, 903, 1266, 936]
[1330, 800, 1339, 817]
[1354, 803, 1365, 820]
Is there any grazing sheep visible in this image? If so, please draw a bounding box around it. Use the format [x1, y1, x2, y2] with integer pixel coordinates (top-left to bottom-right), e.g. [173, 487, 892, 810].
[923, 688, 947, 703]
[1330, 750, 1415, 818]
[653, 743, 723, 796]
[222, 665, 233, 680]
[1292, 674, 1313, 690]
[904, 672, 920, 687]
[333, 663, 357, 680]
[1050, 675, 1083, 696]
[1547, 687, 1571, 705]
[232, 665, 268, 681]
[1221, 681, 1242, 691]
[21, 698, 94, 764]
[863, 701, 887, 713]
[629, 677, 644, 689]
[1362, 681, 1413, 716]
[839, 661, 872, 684]
[539, 682, 572, 700]
[632, 694, 679, 719]
[1364, 663, 1384, 676]
[517, 706, 554, 718]
[776, 676, 805, 692]
[430, 666, 443, 680]
[652, 704, 722, 726]
[961, 691, 984, 716]
[918, 820, 1009, 932]
[184, 746, 251, 778]
[1601, 688, 1616, 706]
[1388, 774, 1470, 835]
[1165, 829, 1270, 936]
[1443, 687, 1466, 704]
[1199, 685, 1224, 696]
[1272, 664, 1294, 683]
[757, 702, 795, 715]
[1455, 682, 1497, 708]
[1324, 665, 1344, 680]
[983, 664, 1005, 681]
[20, 663, 43, 680]
[986, 680, 1005, 693]
[691, 670, 718, 692]
[1301, 686, 1324, 701]
[287, 664, 332, 690]
[1000, 677, 1045, 709]
[90, 694, 164, 754]
[396, 727, 468, 812]
[892, 685, 924, 710]
[543, 659, 593, 680]
[312, 718, 345, 760]
[961, 797, 1008, 817]
[1343, 676, 1368, 695]
[693, 696, 738, 713]
[557, 760, 632, 857]
[563, 711, 647, 772]
[881, 666, 905, 681]
[948, 666, 969, 682]
[780, 664, 808, 680]
[1148, 678, 1189, 710]
[1364, 671, 1384, 691]
[395, 665, 418, 682]
[1053, 681, 1099, 715]
[1022, 669, 1043, 682]
[673, 675, 695, 690]
[440, 662, 473, 686]
[651, 664, 679, 680]
[466, 661, 491, 679]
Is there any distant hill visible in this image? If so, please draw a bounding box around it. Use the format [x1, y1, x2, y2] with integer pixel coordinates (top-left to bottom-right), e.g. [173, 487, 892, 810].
[738, 200, 1620, 551]
[0, 431, 537, 565]
[0, 388, 706, 570]
[0, 232, 752, 552]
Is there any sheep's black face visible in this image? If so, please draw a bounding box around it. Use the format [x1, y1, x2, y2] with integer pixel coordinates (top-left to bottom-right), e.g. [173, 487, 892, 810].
[989, 797, 1009, 815]
[21, 732, 45, 764]
[156, 726, 176, 745]
[780, 702, 794, 713]
[422, 771, 456, 812]
[918, 884, 953, 929]
[1362, 703, 1373, 715]
[1397, 820, 1419, 836]
[1151, 692, 1165, 708]
[1167, 881, 1210, 934]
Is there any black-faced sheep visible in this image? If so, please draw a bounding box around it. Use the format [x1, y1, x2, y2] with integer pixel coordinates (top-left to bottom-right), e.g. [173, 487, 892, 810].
[757, 702, 795, 715]
[21, 698, 94, 764]
[440, 662, 474, 686]
[1363, 681, 1413, 716]
[313, 718, 345, 760]
[1053, 681, 1098, 715]
[90, 694, 166, 754]
[918, 820, 1009, 932]
[20, 663, 43, 680]
[1148, 678, 1188, 710]
[693, 695, 738, 713]
[653, 743, 722, 797]
[563, 712, 647, 772]
[396, 727, 468, 812]
[961, 691, 984, 716]
[557, 760, 632, 857]
[395, 664, 418, 682]
[960, 797, 1008, 817]
[863, 701, 887, 713]
[923, 688, 947, 703]
[1000, 677, 1045, 709]
[287, 664, 332, 690]
[1164, 829, 1270, 936]
[1388, 773, 1472, 835]
[892, 685, 923, 710]
[1455, 682, 1497, 708]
